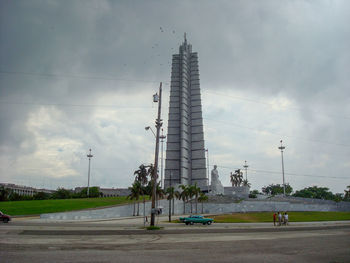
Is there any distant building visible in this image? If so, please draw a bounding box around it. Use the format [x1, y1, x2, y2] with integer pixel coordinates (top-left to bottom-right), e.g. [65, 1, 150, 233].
[164, 34, 207, 189]
[0, 182, 131, 198]
[0, 183, 54, 196]
[74, 187, 130, 197]
[100, 188, 130, 197]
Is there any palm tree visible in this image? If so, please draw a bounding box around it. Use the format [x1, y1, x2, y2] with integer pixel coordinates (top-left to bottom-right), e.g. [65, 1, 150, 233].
[133, 164, 149, 186]
[187, 185, 196, 214]
[156, 182, 165, 201]
[198, 192, 208, 214]
[230, 172, 235, 187]
[178, 185, 189, 214]
[141, 184, 149, 220]
[175, 189, 181, 213]
[166, 186, 175, 222]
[145, 180, 163, 199]
[127, 184, 137, 211]
[128, 181, 142, 216]
[133, 163, 154, 221]
[193, 184, 201, 214]
[242, 179, 251, 187]
[344, 185, 350, 200]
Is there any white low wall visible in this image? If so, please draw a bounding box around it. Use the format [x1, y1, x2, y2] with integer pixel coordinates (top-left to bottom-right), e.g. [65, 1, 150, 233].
[202, 200, 350, 214]
[40, 199, 184, 220]
[40, 199, 350, 220]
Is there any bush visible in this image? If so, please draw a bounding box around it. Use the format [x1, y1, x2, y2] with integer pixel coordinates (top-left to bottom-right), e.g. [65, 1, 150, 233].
[262, 183, 293, 195]
[249, 193, 257, 198]
[8, 192, 33, 201]
[51, 188, 72, 199]
[146, 226, 162, 230]
[33, 191, 51, 200]
[249, 189, 260, 198]
[0, 186, 10, 201]
[333, 193, 343, 202]
[73, 187, 101, 198]
[293, 186, 346, 202]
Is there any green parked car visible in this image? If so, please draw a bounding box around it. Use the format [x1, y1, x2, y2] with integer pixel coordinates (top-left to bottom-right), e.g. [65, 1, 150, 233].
[179, 215, 214, 225]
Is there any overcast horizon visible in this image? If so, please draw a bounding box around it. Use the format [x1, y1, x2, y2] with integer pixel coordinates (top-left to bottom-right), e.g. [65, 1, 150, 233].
[1, 0, 349, 194]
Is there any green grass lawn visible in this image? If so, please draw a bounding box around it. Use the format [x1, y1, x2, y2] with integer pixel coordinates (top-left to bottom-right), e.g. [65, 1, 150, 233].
[210, 211, 350, 223]
[0, 196, 148, 216]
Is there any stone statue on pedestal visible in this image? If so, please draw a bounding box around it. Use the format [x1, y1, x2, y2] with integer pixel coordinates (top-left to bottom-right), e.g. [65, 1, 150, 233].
[210, 165, 224, 195]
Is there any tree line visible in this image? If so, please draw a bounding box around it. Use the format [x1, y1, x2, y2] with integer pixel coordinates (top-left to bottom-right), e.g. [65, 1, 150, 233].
[249, 184, 350, 202]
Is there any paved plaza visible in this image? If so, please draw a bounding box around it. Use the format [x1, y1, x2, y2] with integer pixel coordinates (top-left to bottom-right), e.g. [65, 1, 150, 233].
[1, 216, 349, 262]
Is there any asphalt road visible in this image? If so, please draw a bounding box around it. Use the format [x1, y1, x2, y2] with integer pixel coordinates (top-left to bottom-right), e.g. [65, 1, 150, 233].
[1, 218, 350, 263]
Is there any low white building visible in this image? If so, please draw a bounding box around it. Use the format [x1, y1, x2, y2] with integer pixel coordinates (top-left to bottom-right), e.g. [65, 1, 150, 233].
[0, 183, 54, 196]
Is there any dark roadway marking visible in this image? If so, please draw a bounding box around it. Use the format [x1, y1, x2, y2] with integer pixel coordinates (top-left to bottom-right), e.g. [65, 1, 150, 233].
[20, 225, 350, 235]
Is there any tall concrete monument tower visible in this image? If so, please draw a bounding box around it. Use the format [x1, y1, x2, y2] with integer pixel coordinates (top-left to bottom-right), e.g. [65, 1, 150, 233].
[164, 34, 207, 189]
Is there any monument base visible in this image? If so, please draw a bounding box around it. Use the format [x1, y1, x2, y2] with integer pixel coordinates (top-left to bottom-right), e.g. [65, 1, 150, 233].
[224, 186, 250, 199]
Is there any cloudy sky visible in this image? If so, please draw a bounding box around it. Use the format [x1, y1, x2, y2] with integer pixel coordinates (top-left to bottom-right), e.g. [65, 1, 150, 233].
[1, 0, 349, 193]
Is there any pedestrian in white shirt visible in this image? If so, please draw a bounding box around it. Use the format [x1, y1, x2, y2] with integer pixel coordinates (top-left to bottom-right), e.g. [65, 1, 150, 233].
[278, 212, 282, 226]
[283, 212, 289, 225]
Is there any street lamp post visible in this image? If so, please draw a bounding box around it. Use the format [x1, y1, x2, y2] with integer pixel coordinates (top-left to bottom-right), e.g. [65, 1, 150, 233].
[278, 140, 286, 196]
[243, 160, 249, 181]
[87, 149, 93, 197]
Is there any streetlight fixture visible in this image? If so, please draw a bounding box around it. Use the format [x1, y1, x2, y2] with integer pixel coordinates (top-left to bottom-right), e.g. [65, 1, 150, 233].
[278, 140, 286, 196]
[145, 126, 156, 137]
[243, 160, 249, 181]
[86, 149, 93, 197]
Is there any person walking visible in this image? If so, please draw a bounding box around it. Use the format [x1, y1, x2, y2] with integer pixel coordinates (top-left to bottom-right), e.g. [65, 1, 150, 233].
[278, 212, 282, 226]
[284, 212, 289, 226]
[273, 212, 277, 226]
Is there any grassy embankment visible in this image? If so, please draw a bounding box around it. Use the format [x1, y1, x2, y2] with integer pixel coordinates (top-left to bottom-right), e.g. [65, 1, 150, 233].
[210, 211, 350, 223]
[0, 196, 149, 216]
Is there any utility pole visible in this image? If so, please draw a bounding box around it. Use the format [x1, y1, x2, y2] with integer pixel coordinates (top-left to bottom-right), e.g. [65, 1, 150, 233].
[243, 160, 249, 181]
[87, 149, 93, 197]
[278, 140, 286, 196]
[206, 149, 210, 193]
[160, 129, 166, 189]
[151, 82, 162, 226]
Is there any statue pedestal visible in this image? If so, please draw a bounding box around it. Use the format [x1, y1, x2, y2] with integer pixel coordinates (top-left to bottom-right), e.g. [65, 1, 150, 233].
[224, 186, 250, 199]
[209, 183, 225, 195]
